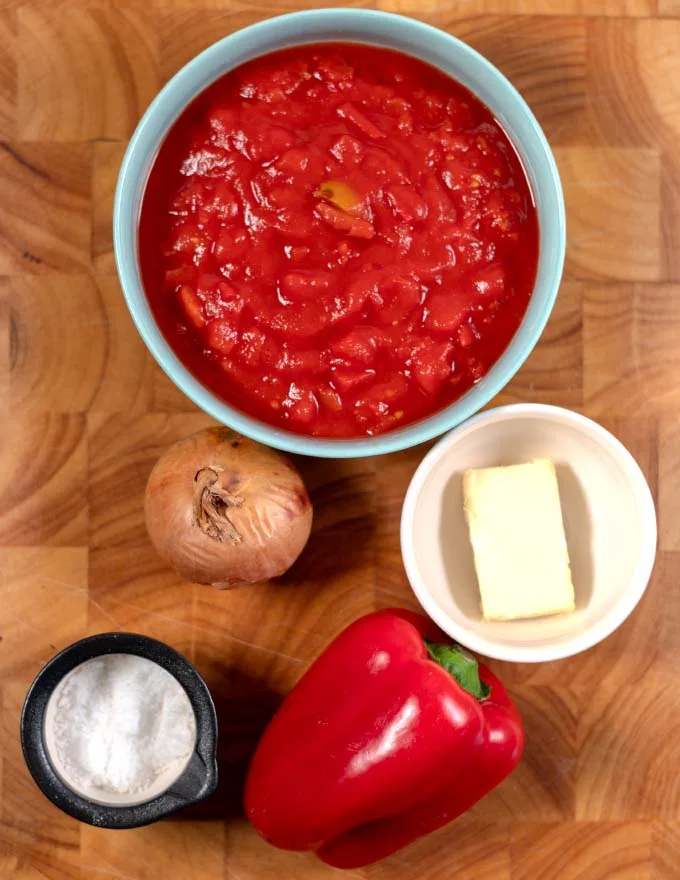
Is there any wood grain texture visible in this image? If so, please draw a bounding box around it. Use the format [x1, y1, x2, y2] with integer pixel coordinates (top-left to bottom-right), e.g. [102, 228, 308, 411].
[0, 1, 678, 878]
[0, 143, 90, 273]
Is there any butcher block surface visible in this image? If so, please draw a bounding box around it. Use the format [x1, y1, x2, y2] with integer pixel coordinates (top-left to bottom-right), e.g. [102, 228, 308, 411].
[1, 1, 680, 878]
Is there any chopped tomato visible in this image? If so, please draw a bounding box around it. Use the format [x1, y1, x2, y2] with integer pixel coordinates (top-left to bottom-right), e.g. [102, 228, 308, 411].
[271, 209, 316, 240]
[171, 178, 208, 214]
[178, 286, 204, 329]
[212, 281, 244, 317]
[251, 374, 286, 411]
[441, 155, 476, 192]
[424, 291, 473, 332]
[140, 43, 538, 438]
[315, 203, 375, 239]
[372, 274, 423, 325]
[420, 176, 457, 224]
[168, 222, 207, 257]
[458, 321, 479, 348]
[209, 108, 238, 138]
[330, 135, 364, 166]
[316, 385, 343, 412]
[354, 374, 409, 425]
[206, 320, 239, 354]
[237, 328, 275, 367]
[360, 148, 408, 185]
[275, 347, 327, 375]
[239, 59, 310, 102]
[315, 55, 354, 84]
[284, 382, 319, 424]
[411, 339, 454, 395]
[281, 271, 334, 299]
[197, 181, 239, 223]
[337, 103, 384, 139]
[472, 263, 506, 299]
[331, 368, 376, 393]
[273, 147, 325, 180]
[386, 185, 428, 223]
[195, 273, 223, 297]
[214, 228, 249, 264]
[331, 327, 385, 366]
[219, 358, 251, 390]
[258, 300, 326, 339]
[164, 265, 195, 289]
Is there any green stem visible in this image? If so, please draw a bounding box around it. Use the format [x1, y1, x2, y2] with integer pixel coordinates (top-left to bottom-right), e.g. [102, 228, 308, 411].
[425, 640, 490, 701]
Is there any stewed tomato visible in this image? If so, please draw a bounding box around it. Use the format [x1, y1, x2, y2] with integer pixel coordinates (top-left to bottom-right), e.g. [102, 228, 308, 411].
[140, 44, 538, 438]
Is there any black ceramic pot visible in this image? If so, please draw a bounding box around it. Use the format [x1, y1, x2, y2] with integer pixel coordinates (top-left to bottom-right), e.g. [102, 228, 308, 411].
[21, 632, 219, 829]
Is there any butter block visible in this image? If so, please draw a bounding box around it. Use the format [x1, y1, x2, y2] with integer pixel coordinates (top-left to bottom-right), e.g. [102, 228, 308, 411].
[463, 459, 575, 621]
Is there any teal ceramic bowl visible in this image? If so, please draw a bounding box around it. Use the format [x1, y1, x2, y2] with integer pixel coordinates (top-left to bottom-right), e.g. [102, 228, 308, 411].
[114, 8, 565, 458]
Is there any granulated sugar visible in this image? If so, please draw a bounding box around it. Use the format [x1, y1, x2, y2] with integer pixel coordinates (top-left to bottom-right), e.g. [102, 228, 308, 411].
[49, 654, 196, 797]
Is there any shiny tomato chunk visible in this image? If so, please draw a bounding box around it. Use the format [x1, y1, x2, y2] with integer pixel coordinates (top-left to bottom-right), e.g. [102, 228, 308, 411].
[331, 327, 386, 366]
[140, 43, 538, 438]
[411, 339, 454, 395]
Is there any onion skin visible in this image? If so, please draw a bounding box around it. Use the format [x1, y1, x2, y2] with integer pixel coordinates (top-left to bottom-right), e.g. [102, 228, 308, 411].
[145, 427, 313, 588]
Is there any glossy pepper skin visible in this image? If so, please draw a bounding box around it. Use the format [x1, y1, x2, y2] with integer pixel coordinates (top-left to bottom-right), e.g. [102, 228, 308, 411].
[244, 608, 524, 869]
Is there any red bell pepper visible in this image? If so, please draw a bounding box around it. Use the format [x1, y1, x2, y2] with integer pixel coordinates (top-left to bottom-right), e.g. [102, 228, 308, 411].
[245, 608, 524, 868]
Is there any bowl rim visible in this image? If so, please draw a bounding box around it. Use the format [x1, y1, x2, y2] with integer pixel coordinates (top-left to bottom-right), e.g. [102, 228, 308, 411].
[114, 8, 566, 459]
[400, 403, 658, 662]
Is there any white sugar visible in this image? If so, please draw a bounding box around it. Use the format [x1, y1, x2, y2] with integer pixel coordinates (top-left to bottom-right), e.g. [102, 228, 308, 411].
[48, 654, 196, 798]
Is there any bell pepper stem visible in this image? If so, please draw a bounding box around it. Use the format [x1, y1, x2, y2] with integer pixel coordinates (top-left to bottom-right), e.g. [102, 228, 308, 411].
[424, 640, 491, 701]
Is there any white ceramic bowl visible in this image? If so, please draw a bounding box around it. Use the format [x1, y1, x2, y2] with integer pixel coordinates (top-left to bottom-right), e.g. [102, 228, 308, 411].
[400, 404, 657, 662]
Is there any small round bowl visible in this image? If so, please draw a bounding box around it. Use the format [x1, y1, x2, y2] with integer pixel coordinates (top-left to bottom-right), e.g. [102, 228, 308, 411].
[400, 404, 657, 663]
[21, 633, 218, 828]
[115, 8, 565, 459]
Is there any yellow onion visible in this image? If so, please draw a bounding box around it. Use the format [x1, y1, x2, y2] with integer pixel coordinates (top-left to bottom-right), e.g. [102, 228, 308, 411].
[145, 427, 313, 588]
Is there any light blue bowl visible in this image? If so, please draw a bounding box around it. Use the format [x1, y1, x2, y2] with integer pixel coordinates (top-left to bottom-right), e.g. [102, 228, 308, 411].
[114, 8, 565, 459]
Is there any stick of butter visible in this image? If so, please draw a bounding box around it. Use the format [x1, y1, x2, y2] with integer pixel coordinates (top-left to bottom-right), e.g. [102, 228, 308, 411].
[463, 459, 575, 621]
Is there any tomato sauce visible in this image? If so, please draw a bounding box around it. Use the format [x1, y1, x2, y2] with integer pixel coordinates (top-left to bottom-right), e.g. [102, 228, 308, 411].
[140, 44, 539, 438]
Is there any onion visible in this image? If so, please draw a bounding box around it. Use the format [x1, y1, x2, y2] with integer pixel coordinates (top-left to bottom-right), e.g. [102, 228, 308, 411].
[145, 427, 313, 588]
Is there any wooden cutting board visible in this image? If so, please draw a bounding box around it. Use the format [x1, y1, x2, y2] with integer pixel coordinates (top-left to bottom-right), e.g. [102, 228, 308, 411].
[1, 1, 679, 878]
